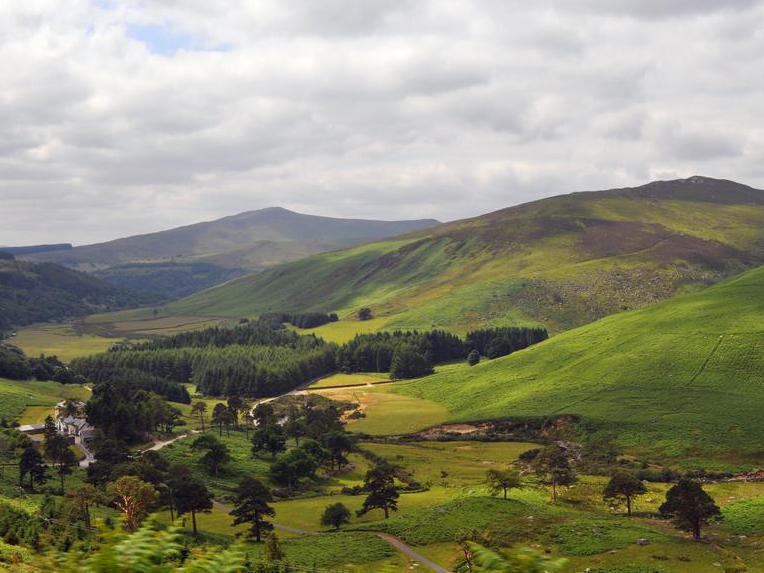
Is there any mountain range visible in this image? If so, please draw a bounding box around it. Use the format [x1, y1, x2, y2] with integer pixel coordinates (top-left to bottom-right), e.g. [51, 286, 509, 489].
[166, 176, 764, 333]
[19, 208, 440, 299]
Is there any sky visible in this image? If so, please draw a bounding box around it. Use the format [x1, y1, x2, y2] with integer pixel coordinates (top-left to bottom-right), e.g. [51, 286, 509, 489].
[2, 0, 764, 245]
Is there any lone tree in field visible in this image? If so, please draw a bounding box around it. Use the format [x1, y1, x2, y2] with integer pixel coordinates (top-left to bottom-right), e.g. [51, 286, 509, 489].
[174, 475, 213, 536]
[532, 445, 576, 502]
[191, 401, 207, 431]
[467, 349, 480, 366]
[357, 307, 373, 321]
[321, 502, 352, 530]
[357, 463, 399, 519]
[108, 476, 158, 532]
[230, 477, 275, 542]
[486, 468, 521, 500]
[603, 470, 647, 516]
[659, 479, 721, 540]
[19, 445, 48, 493]
[191, 434, 230, 476]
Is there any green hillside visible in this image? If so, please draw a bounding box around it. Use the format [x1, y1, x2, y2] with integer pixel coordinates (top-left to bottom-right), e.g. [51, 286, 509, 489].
[394, 265, 764, 468]
[168, 176, 764, 333]
[0, 254, 149, 332]
[24, 207, 439, 299]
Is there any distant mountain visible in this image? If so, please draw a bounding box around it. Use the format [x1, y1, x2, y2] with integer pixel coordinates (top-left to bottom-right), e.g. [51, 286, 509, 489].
[0, 253, 150, 332]
[167, 176, 764, 332]
[0, 243, 72, 256]
[24, 208, 440, 299]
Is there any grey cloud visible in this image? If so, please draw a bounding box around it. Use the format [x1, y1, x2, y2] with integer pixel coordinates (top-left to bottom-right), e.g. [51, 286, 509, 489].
[1, 0, 764, 245]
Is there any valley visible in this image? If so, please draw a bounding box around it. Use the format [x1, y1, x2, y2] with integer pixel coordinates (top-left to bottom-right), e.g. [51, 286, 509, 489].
[3, 178, 764, 572]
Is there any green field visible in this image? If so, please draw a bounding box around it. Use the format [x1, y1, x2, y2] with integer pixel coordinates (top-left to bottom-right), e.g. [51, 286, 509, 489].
[392, 266, 764, 468]
[0, 378, 90, 424]
[290, 317, 393, 343]
[13, 323, 121, 362]
[311, 386, 448, 435]
[165, 178, 764, 334]
[310, 372, 391, 389]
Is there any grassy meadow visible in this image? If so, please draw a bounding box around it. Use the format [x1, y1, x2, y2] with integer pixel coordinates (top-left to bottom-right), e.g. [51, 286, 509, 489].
[12, 323, 122, 362]
[0, 377, 90, 424]
[391, 266, 764, 469]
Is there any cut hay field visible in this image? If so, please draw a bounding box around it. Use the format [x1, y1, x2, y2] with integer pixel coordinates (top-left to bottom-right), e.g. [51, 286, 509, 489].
[393, 266, 764, 468]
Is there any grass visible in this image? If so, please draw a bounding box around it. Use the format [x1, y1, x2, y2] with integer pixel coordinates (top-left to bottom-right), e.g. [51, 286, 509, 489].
[158, 430, 272, 499]
[245, 532, 396, 570]
[310, 386, 448, 436]
[360, 441, 538, 487]
[392, 266, 764, 468]
[290, 318, 392, 344]
[722, 496, 764, 535]
[12, 323, 120, 362]
[0, 378, 90, 424]
[309, 372, 391, 389]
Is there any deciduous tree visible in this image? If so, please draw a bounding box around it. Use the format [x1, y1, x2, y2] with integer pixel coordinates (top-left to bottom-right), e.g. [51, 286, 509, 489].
[108, 476, 158, 532]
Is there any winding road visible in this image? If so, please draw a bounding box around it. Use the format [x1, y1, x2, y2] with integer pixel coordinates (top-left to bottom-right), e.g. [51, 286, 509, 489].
[211, 501, 448, 572]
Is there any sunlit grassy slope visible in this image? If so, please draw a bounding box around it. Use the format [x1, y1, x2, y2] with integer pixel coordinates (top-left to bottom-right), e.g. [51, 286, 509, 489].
[394, 266, 764, 467]
[0, 378, 90, 423]
[167, 177, 764, 333]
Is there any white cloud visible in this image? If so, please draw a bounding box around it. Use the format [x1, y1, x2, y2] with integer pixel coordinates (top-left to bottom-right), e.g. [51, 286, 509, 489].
[1, 0, 764, 244]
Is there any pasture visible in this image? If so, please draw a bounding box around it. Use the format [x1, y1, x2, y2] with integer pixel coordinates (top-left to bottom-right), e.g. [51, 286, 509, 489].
[12, 323, 120, 362]
[0, 378, 90, 424]
[393, 266, 764, 469]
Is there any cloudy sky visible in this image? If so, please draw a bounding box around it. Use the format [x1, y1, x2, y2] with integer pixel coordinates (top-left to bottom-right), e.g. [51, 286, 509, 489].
[2, 0, 764, 245]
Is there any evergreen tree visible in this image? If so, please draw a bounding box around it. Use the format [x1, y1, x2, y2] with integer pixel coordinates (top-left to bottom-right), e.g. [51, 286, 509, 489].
[532, 445, 576, 502]
[467, 349, 480, 366]
[174, 475, 213, 536]
[191, 434, 230, 476]
[603, 470, 647, 516]
[190, 402, 207, 431]
[211, 403, 228, 436]
[357, 463, 399, 519]
[19, 445, 48, 492]
[321, 502, 351, 530]
[323, 431, 353, 470]
[390, 345, 433, 379]
[659, 479, 721, 540]
[252, 425, 287, 458]
[46, 432, 77, 494]
[486, 468, 521, 500]
[269, 447, 319, 489]
[230, 477, 275, 542]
